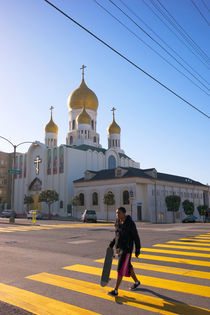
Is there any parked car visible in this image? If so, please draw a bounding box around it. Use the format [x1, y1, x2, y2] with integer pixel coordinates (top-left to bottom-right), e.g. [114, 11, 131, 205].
[81, 210, 97, 223]
[0, 210, 17, 218]
[182, 216, 202, 223]
[27, 210, 43, 220]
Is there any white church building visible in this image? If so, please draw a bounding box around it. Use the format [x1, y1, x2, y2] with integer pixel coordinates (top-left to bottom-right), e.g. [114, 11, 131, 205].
[14, 66, 210, 222]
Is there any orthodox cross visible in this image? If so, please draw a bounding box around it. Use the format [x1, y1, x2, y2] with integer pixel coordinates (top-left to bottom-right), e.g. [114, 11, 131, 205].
[80, 64, 87, 80]
[34, 156, 42, 175]
[50, 106, 54, 119]
[111, 107, 116, 119]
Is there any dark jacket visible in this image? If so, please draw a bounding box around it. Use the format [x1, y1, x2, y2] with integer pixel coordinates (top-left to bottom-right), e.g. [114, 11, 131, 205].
[109, 215, 141, 255]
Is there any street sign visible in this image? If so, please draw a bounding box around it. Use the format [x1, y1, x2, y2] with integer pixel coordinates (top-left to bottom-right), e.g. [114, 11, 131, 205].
[8, 169, 21, 175]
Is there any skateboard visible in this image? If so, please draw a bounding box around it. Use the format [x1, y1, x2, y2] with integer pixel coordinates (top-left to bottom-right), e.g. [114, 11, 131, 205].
[100, 247, 114, 287]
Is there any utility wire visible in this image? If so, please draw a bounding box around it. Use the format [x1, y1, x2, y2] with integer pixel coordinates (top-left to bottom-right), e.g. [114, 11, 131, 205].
[201, 0, 210, 12]
[190, 0, 210, 26]
[143, 0, 209, 68]
[44, 0, 209, 119]
[150, 0, 209, 64]
[157, 0, 209, 63]
[94, 0, 208, 94]
[107, 0, 209, 93]
[119, 0, 209, 86]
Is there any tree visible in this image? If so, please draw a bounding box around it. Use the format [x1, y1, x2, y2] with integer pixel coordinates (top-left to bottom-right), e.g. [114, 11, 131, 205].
[38, 190, 59, 219]
[103, 191, 115, 221]
[197, 205, 208, 222]
[24, 195, 34, 212]
[165, 195, 181, 223]
[71, 195, 82, 217]
[182, 200, 194, 216]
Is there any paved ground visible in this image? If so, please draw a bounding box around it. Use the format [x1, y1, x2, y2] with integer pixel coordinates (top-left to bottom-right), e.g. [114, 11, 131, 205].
[0, 218, 210, 314]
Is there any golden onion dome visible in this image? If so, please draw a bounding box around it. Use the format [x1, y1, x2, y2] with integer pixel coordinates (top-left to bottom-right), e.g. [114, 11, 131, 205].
[68, 79, 98, 111]
[45, 109, 58, 134]
[77, 105, 91, 125]
[108, 108, 121, 134]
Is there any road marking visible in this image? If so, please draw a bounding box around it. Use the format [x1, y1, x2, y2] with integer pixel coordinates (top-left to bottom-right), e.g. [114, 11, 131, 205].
[27, 272, 210, 315]
[140, 248, 210, 258]
[63, 264, 210, 298]
[0, 283, 99, 315]
[67, 240, 95, 244]
[94, 258, 210, 279]
[153, 244, 210, 251]
[167, 241, 210, 246]
[195, 236, 210, 239]
[179, 238, 210, 243]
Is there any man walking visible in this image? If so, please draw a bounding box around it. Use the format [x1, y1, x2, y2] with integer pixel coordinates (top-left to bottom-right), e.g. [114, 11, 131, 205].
[108, 206, 141, 296]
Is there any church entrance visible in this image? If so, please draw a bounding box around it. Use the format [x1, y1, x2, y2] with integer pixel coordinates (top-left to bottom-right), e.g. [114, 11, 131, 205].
[30, 194, 41, 211]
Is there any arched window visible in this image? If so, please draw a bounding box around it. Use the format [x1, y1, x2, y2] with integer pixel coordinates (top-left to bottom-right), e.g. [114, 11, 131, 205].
[70, 136, 73, 145]
[72, 120, 75, 130]
[60, 200, 63, 208]
[92, 192, 98, 205]
[79, 193, 84, 206]
[93, 136, 97, 143]
[91, 120, 94, 130]
[108, 155, 116, 169]
[123, 190, 130, 205]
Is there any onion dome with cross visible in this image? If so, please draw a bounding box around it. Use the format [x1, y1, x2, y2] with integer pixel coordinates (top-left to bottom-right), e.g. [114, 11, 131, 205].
[108, 107, 121, 134]
[77, 98, 91, 125]
[68, 65, 98, 111]
[45, 106, 58, 134]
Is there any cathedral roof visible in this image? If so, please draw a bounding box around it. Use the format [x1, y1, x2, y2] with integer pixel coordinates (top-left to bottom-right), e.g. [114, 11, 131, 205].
[68, 78, 98, 111]
[108, 109, 121, 134]
[74, 167, 205, 187]
[45, 109, 58, 134]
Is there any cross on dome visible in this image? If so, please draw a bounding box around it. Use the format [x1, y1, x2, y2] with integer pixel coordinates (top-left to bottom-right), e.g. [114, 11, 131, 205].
[111, 107, 116, 119]
[80, 64, 87, 80]
[50, 106, 54, 118]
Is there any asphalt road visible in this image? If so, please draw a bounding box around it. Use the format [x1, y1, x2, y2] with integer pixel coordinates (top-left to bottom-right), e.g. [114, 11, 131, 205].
[0, 219, 210, 314]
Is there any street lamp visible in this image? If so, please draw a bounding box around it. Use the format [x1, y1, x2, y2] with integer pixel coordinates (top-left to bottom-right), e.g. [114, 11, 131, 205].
[0, 136, 34, 223]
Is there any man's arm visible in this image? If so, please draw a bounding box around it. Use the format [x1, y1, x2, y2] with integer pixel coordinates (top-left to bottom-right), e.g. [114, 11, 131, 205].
[132, 222, 141, 257]
[109, 238, 115, 248]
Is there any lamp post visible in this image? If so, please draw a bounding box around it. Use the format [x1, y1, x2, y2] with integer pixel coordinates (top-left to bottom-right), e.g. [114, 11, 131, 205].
[0, 136, 34, 223]
[129, 189, 134, 219]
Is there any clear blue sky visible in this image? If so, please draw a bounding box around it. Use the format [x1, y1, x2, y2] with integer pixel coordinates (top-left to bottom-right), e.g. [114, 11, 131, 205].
[0, 0, 209, 185]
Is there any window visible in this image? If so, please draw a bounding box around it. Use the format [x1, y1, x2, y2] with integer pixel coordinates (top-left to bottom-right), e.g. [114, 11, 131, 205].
[93, 136, 96, 142]
[123, 190, 129, 205]
[91, 120, 94, 130]
[108, 155, 116, 169]
[79, 193, 84, 206]
[92, 192, 98, 205]
[60, 201, 63, 208]
[72, 120, 75, 130]
[70, 136, 73, 145]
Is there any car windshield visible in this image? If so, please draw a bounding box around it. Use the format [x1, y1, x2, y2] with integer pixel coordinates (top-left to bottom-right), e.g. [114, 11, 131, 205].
[86, 210, 96, 214]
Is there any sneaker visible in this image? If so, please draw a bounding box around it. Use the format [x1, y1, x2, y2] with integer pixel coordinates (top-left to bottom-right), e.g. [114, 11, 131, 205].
[130, 281, 141, 291]
[108, 289, 118, 296]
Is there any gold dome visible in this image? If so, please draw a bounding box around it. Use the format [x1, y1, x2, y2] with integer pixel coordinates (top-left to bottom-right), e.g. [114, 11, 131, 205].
[108, 108, 121, 134]
[45, 108, 58, 134]
[77, 106, 91, 125]
[68, 79, 98, 111]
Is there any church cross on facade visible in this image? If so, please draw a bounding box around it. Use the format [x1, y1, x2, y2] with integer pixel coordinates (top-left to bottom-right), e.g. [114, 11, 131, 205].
[34, 156, 42, 175]
[111, 107, 116, 119]
[80, 64, 87, 80]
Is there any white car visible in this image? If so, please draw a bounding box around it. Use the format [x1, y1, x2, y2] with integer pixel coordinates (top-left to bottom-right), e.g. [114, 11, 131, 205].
[81, 210, 97, 223]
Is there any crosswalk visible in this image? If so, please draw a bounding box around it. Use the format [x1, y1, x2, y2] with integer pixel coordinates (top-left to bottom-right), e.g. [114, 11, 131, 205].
[0, 223, 112, 233]
[0, 232, 210, 314]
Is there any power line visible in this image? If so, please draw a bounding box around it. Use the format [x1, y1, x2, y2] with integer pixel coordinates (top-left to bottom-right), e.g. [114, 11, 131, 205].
[200, 0, 210, 12]
[143, 0, 209, 68]
[106, 0, 209, 93]
[44, 0, 209, 119]
[119, 0, 209, 86]
[150, 0, 209, 64]
[157, 0, 209, 63]
[190, 0, 210, 26]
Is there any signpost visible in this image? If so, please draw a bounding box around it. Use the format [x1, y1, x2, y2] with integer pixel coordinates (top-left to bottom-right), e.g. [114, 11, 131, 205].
[8, 169, 21, 175]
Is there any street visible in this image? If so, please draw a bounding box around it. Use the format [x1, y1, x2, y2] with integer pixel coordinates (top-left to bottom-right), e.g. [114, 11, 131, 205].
[0, 219, 210, 314]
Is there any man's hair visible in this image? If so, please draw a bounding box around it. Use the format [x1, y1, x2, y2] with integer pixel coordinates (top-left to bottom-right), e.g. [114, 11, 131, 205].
[118, 206, 126, 214]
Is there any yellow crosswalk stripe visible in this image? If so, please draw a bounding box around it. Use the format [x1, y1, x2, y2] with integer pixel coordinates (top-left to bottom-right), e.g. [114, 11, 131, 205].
[180, 238, 210, 243]
[94, 258, 210, 279]
[135, 254, 210, 267]
[167, 241, 210, 246]
[0, 283, 99, 315]
[63, 265, 210, 298]
[27, 272, 210, 315]
[140, 248, 210, 258]
[195, 235, 210, 238]
[153, 244, 210, 251]
[195, 236, 210, 239]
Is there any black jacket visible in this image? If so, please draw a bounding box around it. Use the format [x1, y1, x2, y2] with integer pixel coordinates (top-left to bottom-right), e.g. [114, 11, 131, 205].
[109, 215, 141, 255]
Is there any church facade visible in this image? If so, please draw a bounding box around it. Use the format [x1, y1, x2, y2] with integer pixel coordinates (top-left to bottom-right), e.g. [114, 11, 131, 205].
[14, 67, 210, 222]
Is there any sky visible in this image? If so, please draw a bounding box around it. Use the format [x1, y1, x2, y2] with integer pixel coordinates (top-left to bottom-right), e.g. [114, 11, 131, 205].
[0, 0, 209, 185]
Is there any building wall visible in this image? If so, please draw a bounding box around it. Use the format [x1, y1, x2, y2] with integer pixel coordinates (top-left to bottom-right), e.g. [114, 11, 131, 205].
[0, 151, 13, 209]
